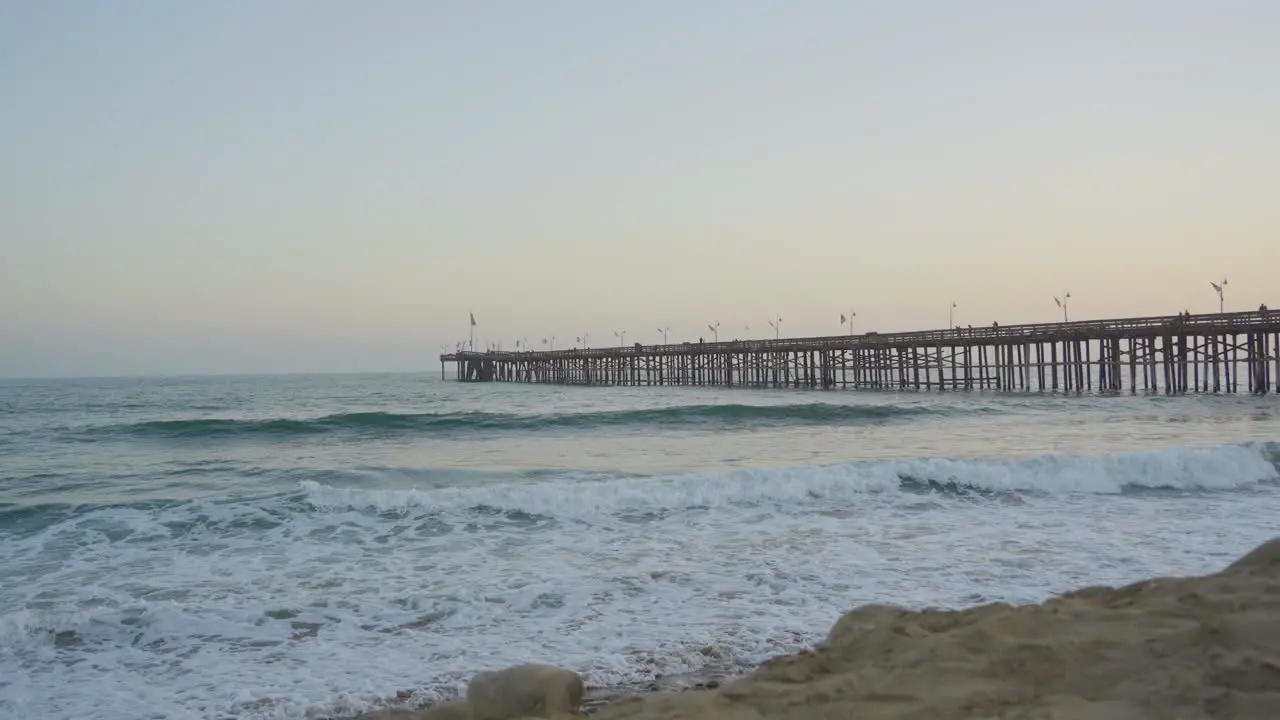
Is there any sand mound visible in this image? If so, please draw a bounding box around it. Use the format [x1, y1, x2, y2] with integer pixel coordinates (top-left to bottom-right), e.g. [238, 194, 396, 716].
[592, 538, 1280, 719]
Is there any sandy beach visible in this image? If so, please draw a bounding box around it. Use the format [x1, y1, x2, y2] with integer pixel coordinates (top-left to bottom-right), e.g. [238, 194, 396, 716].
[370, 536, 1280, 719]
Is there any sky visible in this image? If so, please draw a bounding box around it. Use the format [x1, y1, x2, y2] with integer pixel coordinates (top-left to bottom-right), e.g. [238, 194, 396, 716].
[1, 0, 1277, 377]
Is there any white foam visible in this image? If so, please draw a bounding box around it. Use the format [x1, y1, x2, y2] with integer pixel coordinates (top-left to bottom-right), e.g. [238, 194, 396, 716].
[302, 443, 1280, 520]
[1, 443, 1277, 719]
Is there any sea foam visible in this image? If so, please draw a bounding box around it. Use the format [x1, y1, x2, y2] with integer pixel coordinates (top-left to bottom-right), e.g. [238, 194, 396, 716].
[1, 443, 1277, 720]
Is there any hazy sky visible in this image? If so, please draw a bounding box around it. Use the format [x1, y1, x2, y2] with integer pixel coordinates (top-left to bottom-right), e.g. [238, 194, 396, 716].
[2, 1, 1277, 377]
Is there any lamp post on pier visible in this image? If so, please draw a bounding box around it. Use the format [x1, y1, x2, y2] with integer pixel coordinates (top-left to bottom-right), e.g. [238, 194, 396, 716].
[949, 301, 958, 329]
[767, 317, 782, 339]
[614, 329, 627, 347]
[657, 326, 670, 344]
[707, 321, 720, 343]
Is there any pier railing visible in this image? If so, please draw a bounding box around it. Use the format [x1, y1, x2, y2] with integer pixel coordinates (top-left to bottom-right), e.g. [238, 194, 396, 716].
[442, 310, 1278, 361]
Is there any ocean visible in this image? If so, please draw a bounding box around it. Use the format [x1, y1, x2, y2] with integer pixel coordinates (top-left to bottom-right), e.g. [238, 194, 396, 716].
[1, 373, 1278, 719]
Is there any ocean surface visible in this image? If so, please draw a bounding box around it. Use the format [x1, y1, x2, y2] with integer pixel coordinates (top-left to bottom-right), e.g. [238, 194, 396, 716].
[1, 373, 1278, 719]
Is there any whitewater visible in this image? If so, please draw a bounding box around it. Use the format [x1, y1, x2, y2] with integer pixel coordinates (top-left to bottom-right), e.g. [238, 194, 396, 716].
[1, 374, 1278, 719]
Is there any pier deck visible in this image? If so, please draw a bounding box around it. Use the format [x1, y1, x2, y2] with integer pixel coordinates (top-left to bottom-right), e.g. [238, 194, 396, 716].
[440, 310, 1280, 394]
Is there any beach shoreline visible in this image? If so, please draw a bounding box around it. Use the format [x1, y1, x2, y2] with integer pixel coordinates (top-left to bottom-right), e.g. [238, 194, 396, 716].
[348, 662, 746, 718]
[354, 536, 1280, 719]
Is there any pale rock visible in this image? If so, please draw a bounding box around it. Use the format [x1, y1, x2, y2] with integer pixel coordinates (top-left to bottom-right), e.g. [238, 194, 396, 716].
[466, 663, 585, 719]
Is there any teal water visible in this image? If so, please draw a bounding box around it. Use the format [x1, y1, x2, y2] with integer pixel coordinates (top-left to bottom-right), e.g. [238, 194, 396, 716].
[1, 374, 1278, 719]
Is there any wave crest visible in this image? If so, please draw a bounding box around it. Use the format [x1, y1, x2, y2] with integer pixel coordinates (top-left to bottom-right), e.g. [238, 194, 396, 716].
[78, 402, 973, 441]
[300, 443, 1280, 520]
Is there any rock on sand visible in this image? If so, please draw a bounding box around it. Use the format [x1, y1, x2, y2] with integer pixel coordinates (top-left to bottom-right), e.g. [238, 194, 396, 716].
[466, 663, 585, 719]
[358, 664, 584, 719]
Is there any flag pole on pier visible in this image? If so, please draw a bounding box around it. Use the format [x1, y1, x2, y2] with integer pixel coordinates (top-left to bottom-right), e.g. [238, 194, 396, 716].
[1210, 279, 1228, 314]
[841, 310, 856, 337]
[1054, 291, 1070, 322]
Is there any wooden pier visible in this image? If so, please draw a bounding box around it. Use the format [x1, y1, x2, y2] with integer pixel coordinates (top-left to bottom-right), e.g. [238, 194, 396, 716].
[439, 310, 1280, 394]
